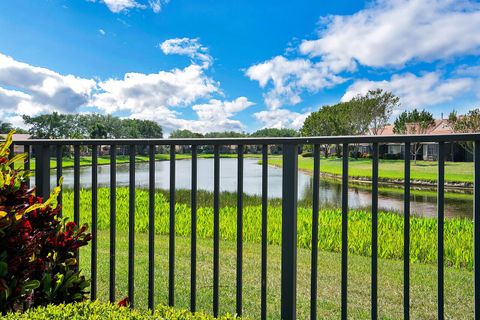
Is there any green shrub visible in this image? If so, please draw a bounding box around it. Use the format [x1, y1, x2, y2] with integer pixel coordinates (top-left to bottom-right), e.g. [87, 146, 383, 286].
[0, 132, 91, 313]
[5, 301, 242, 319]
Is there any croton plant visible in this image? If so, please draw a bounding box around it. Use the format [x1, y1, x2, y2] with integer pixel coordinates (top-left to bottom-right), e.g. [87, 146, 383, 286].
[0, 132, 91, 314]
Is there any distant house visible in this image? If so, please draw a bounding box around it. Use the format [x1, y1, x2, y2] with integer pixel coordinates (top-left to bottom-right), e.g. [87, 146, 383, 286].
[377, 119, 471, 162]
[0, 133, 31, 154]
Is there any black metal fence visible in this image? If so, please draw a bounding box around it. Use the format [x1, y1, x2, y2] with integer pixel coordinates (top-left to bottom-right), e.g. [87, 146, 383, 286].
[11, 133, 480, 319]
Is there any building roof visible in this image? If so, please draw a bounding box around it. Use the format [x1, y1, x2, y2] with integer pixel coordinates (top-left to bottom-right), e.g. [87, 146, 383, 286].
[378, 119, 453, 136]
[0, 134, 31, 141]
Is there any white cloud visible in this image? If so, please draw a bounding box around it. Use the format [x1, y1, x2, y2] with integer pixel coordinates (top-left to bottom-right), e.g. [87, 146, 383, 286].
[88, 0, 169, 13]
[0, 50, 254, 134]
[99, 29, 106, 35]
[254, 108, 310, 130]
[300, 0, 480, 71]
[91, 59, 253, 133]
[93, 64, 219, 114]
[0, 53, 96, 115]
[246, 56, 344, 109]
[160, 38, 212, 67]
[342, 72, 474, 108]
[149, 0, 168, 13]
[132, 97, 254, 133]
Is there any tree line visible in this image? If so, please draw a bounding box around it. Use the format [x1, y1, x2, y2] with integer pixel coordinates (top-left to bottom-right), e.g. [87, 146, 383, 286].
[1, 113, 163, 139]
[2, 89, 479, 158]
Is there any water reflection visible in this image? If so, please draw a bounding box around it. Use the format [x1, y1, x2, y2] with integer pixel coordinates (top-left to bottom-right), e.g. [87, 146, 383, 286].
[33, 158, 472, 218]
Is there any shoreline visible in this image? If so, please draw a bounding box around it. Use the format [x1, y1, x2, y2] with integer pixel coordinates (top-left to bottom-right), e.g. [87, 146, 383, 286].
[267, 162, 474, 192]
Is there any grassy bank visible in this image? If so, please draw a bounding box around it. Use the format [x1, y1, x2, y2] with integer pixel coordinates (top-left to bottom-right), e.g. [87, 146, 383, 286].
[61, 188, 473, 270]
[27, 153, 260, 170]
[76, 231, 473, 319]
[267, 156, 474, 184]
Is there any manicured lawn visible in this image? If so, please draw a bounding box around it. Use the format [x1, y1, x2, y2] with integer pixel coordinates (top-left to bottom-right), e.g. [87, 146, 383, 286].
[27, 153, 261, 170]
[267, 156, 474, 184]
[78, 231, 473, 319]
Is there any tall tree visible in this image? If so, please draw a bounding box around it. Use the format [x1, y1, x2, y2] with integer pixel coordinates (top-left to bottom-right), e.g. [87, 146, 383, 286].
[203, 131, 246, 138]
[393, 109, 435, 164]
[448, 108, 480, 154]
[23, 112, 76, 139]
[250, 128, 298, 137]
[169, 129, 203, 138]
[357, 89, 400, 135]
[301, 102, 356, 157]
[0, 121, 13, 134]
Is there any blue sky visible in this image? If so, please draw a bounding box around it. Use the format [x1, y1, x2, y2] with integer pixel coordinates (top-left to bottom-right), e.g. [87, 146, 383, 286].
[0, 0, 479, 134]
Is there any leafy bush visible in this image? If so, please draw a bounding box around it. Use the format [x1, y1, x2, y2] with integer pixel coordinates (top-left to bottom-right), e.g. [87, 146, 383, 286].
[300, 151, 313, 157]
[4, 301, 242, 319]
[62, 187, 473, 270]
[380, 153, 402, 160]
[0, 132, 91, 313]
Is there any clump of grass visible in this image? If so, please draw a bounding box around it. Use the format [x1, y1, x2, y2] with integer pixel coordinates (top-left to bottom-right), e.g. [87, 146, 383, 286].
[61, 187, 473, 270]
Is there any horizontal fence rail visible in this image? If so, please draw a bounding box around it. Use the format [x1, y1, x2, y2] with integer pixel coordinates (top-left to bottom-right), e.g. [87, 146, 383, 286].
[6, 133, 480, 320]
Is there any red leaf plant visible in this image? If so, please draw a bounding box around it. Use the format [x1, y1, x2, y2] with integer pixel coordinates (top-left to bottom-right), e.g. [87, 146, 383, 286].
[0, 132, 91, 314]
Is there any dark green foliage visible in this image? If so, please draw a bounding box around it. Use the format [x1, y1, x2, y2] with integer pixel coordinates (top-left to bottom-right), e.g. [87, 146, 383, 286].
[448, 108, 480, 154]
[0, 122, 14, 134]
[393, 109, 435, 163]
[393, 109, 435, 134]
[4, 301, 242, 319]
[250, 128, 298, 137]
[169, 129, 204, 138]
[22, 112, 163, 139]
[203, 131, 247, 138]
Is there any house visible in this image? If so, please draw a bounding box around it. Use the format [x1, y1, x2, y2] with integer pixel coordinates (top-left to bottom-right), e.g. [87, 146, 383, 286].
[0, 133, 31, 154]
[378, 119, 471, 162]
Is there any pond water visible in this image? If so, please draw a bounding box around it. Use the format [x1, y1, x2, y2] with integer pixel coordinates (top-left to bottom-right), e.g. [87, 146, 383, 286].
[33, 158, 473, 218]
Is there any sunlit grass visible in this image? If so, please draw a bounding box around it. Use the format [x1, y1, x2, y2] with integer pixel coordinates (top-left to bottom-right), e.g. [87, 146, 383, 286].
[61, 188, 474, 270]
[267, 156, 474, 183]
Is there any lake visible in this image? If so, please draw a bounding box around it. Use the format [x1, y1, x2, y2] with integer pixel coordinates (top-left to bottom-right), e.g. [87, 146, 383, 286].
[32, 158, 473, 218]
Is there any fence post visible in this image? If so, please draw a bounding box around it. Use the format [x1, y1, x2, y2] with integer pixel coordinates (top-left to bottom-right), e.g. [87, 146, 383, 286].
[281, 143, 298, 320]
[35, 145, 50, 199]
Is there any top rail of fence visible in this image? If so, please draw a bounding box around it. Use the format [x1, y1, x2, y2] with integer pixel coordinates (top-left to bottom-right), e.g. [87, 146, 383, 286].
[12, 133, 480, 146]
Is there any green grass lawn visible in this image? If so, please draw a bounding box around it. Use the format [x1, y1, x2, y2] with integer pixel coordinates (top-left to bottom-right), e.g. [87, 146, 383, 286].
[26, 153, 260, 170]
[62, 187, 474, 270]
[267, 156, 474, 184]
[56, 187, 475, 318]
[78, 231, 473, 319]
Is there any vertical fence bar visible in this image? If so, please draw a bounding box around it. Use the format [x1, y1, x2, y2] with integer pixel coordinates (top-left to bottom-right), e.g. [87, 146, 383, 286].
[310, 144, 320, 320]
[73, 145, 80, 267]
[191, 145, 198, 312]
[281, 143, 298, 320]
[261, 144, 268, 320]
[371, 143, 379, 320]
[213, 145, 220, 317]
[8, 143, 14, 165]
[128, 145, 135, 308]
[109, 145, 117, 303]
[237, 145, 244, 316]
[34, 145, 50, 199]
[169, 145, 176, 307]
[148, 145, 156, 310]
[24, 145, 30, 188]
[56, 145, 63, 217]
[474, 140, 480, 318]
[437, 142, 445, 320]
[404, 142, 411, 320]
[341, 144, 349, 320]
[91, 145, 98, 301]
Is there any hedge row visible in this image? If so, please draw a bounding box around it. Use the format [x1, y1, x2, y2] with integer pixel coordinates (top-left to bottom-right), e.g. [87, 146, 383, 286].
[5, 301, 242, 319]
